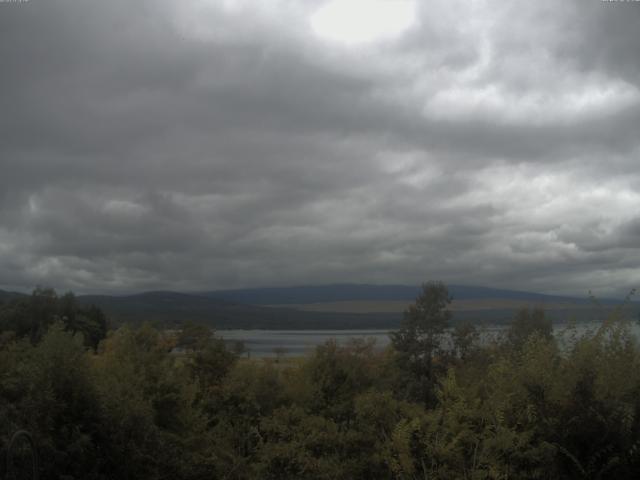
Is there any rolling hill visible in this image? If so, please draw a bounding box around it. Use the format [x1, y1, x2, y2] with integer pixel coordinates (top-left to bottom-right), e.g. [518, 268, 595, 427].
[2, 285, 635, 329]
[201, 284, 599, 305]
[75, 291, 399, 329]
[83, 285, 635, 328]
[0, 289, 28, 303]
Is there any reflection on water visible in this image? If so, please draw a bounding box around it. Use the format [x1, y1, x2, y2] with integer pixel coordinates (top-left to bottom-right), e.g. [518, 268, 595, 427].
[219, 322, 640, 358]
[219, 329, 392, 357]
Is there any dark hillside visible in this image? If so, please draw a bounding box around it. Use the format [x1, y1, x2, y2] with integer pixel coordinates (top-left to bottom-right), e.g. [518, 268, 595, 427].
[77, 291, 401, 329]
[0, 289, 28, 304]
[202, 284, 608, 305]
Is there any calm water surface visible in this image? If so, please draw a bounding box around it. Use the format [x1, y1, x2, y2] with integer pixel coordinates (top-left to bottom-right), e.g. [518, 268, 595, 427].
[219, 329, 392, 357]
[219, 322, 640, 357]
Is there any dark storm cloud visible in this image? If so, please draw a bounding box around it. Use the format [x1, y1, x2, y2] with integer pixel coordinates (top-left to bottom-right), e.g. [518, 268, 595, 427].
[1, 0, 640, 295]
[560, 1, 640, 83]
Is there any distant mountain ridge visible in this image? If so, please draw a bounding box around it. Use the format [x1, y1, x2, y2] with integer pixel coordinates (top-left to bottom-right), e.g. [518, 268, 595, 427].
[1, 284, 615, 305]
[75, 290, 398, 329]
[201, 284, 599, 305]
[1, 284, 632, 330]
[0, 289, 27, 303]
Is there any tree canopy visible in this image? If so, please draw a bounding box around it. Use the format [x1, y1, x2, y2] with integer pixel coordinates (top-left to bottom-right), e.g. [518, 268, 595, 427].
[2, 284, 640, 479]
[390, 281, 452, 405]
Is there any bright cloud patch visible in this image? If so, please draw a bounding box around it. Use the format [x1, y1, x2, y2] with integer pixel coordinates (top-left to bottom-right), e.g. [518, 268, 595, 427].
[1, 0, 640, 296]
[310, 0, 416, 45]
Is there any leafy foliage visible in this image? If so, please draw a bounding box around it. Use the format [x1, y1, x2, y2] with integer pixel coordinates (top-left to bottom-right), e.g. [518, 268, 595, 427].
[2, 284, 640, 479]
[0, 288, 107, 348]
[391, 281, 452, 405]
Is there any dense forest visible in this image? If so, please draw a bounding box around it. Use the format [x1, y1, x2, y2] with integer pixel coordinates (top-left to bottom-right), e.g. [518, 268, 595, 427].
[2, 283, 640, 479]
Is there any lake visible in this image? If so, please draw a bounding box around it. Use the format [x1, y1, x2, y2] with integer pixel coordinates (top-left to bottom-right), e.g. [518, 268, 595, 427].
[218, 321, 640, 357]
[219, 329, 393, 357]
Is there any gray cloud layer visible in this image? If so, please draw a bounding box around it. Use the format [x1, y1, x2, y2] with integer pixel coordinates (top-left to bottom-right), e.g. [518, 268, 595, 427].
[1, 0, 639, 296]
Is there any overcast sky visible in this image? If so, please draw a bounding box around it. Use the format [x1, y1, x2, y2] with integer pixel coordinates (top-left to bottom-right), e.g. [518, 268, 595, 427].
[1, 0, 640, 296]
